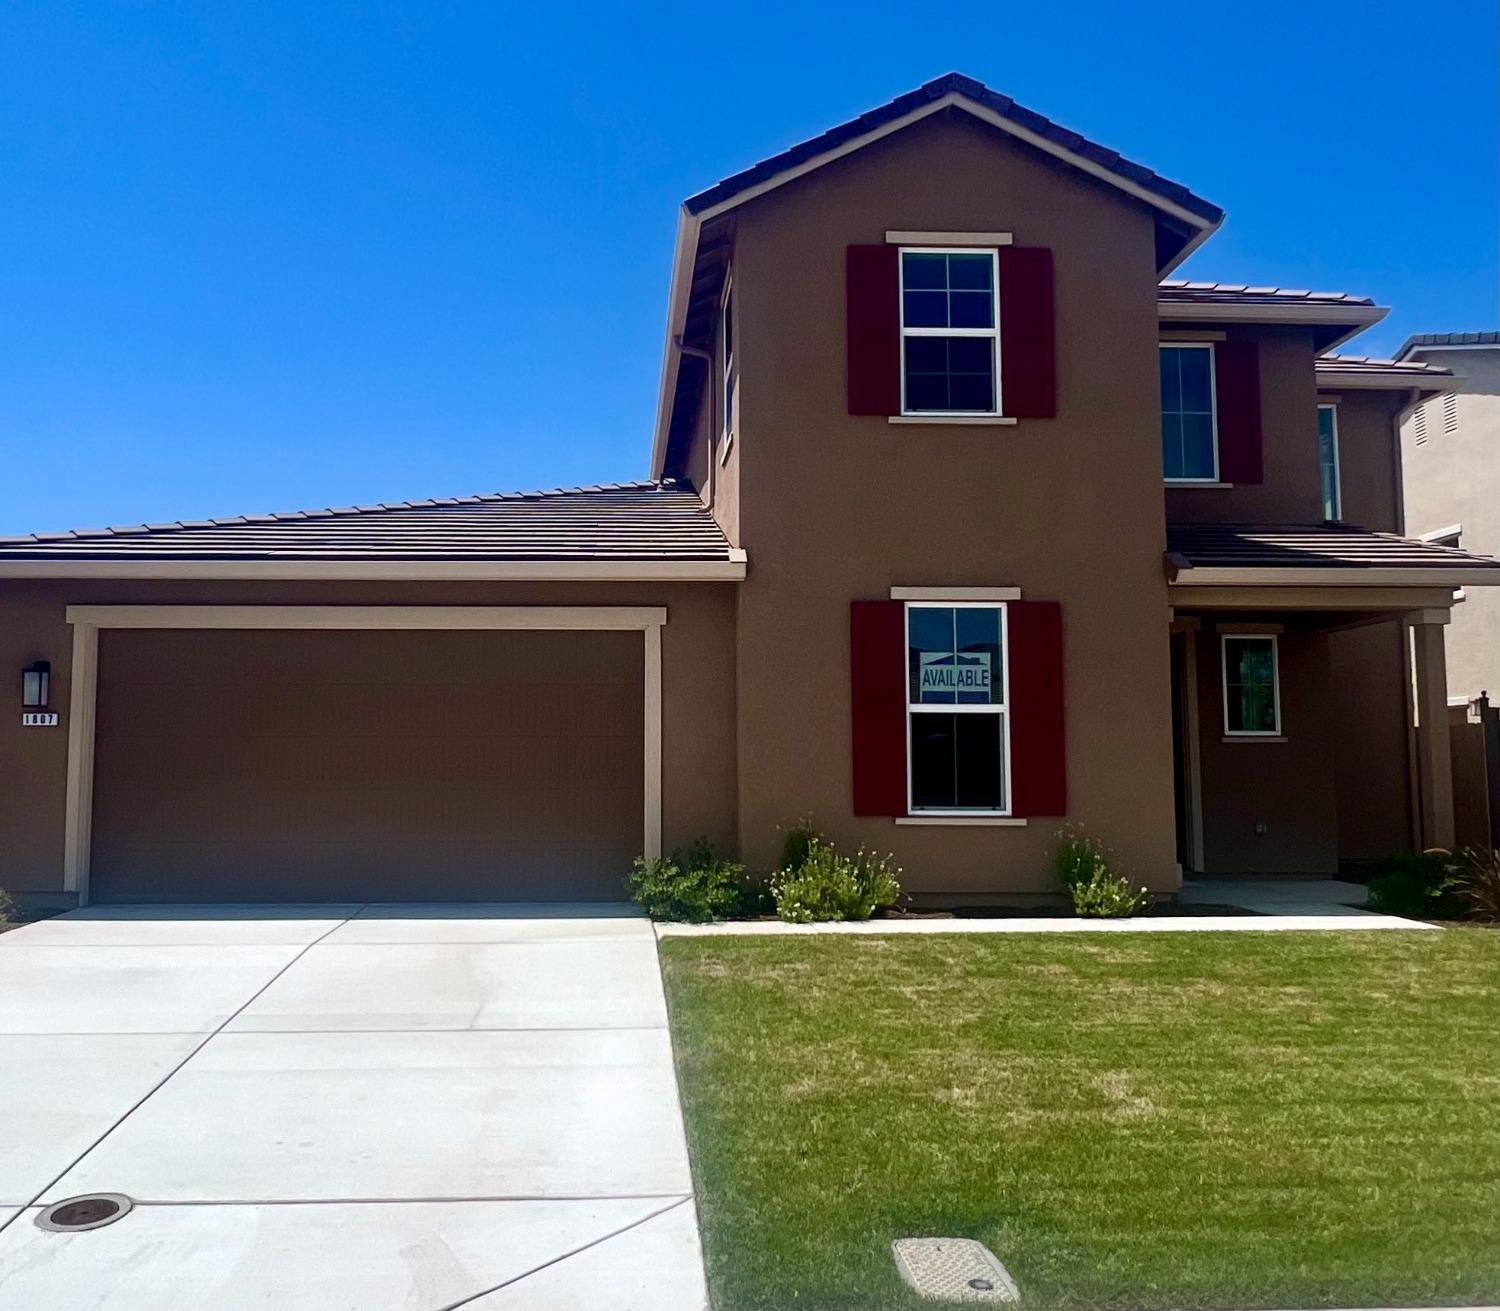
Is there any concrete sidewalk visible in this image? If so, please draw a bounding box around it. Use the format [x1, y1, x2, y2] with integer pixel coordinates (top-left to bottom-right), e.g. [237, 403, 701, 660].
[658, 877, 1430, 937]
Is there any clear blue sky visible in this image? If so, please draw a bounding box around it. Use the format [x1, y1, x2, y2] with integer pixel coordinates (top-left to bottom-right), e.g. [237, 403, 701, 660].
[1, 1, 1494, 536]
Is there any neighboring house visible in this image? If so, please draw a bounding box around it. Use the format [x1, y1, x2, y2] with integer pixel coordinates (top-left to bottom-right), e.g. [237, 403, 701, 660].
[3, 73, 1499, 911]
[1396, 333, 1500, 704]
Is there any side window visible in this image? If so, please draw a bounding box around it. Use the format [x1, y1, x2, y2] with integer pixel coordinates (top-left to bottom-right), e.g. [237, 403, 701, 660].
[719, 281, 735, 454]
[906, 603, 1009, 813]
[1161, 343, 1219, 481]
[900, 249, 1000, 416]
[1318, 404, 1341, 521]
[1222, 634, 1280, 736]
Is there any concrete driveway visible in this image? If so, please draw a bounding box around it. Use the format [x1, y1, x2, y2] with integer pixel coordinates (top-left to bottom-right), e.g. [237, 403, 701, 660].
[0, 903, 707, 1310]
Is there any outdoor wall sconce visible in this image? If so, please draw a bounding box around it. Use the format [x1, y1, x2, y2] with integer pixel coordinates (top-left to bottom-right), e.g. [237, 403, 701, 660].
[22, 661, 50, 709]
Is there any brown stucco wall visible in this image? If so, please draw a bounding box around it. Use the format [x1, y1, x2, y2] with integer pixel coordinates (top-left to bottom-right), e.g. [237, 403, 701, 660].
[727, 108, 1178, 897]
[1165, 325, 1324, 524]
[0, 578, 738, 897]
[1326, 619, 1414, 862]
[1194, 622, 1339, 874]
[1328, 390, 1404, 533]
[1314, 391, 1415, 864]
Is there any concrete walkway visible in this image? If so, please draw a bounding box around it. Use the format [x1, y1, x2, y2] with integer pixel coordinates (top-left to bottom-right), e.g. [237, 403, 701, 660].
[0, 903, 707, 1310]
[658, 877, 1431, 937]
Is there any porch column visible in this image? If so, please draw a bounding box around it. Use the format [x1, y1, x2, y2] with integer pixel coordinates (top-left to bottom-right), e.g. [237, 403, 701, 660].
[1409, 610, 1455, 852]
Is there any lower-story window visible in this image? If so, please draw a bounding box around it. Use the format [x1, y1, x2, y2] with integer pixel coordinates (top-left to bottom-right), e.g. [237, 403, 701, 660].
[906, 602, 1010, 813]
[1222, 633, 1280, 735]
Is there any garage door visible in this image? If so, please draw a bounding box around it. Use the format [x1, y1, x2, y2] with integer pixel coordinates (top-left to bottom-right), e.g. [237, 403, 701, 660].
[89, 627, 644, 903]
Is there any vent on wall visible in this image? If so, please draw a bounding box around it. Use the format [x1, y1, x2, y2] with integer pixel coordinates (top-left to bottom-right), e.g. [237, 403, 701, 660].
[1443, 393, 1459, 434]
[1414, 404, 1428, 445]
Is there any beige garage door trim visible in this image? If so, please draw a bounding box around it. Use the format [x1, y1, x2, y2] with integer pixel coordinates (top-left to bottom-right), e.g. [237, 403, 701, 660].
[63, 605, 667, 904]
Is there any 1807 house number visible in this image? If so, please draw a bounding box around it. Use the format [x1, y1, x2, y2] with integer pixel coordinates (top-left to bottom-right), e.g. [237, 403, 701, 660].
[22, 712, 59, 727]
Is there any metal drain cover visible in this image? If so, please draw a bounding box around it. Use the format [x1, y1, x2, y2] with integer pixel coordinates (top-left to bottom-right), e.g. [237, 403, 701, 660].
[36, 1194, 133, 1233]
[893, 1238, 1020, 1303]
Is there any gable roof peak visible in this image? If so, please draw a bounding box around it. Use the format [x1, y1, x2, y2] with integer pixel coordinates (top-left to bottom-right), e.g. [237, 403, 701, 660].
[682, 72, 1224, 231]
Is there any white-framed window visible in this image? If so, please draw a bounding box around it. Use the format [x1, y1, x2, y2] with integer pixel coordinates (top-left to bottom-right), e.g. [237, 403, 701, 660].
[719, 275, 736, 458]
[1222, 633, 1281, 736]
[1160, 343, 1219, 482]
[899, 248, 1001, 417]
[1318, 403, 1341, 521]
[905, 601, 1010, 814]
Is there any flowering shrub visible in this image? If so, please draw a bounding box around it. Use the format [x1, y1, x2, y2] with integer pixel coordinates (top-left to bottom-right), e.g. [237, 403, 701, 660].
[770, 838, 902, 923]
[1053, 830, 1152, 918]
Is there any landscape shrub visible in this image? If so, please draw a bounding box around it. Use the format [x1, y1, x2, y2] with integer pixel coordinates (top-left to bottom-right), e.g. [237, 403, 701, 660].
[1366, 851, 1459, 918]
[776, 819, 821, 878]
[1450, 847, 1500, 923]
[626, 840, 752, 923]
[0, 888, 12, 928]
[770, 838, 902, 923]
[1053, 830, 1152, 918]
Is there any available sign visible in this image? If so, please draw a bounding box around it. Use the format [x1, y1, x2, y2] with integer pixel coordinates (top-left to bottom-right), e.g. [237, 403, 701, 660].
[918, 651, 991, 699]
[21, 712, 59, 727]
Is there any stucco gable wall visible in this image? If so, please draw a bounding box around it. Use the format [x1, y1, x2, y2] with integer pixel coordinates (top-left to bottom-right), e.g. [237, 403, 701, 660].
[724, 108, 1177, 894]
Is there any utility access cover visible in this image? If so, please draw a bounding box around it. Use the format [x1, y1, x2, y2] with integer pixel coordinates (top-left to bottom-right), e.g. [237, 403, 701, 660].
[892, 1237, 1020, 1303]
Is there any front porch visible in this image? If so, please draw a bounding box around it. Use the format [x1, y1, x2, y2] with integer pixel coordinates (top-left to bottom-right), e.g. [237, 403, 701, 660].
[1166, 523, 1500, 876]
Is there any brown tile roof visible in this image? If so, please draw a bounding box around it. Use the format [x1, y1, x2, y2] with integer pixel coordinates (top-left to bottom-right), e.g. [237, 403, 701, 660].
[1166, 523, 1500, 578]
[1158, 282, 1375, 307]
[0, 481, 735, 562]
[1315, 354, 1454, 378]
[686, 73, 1224, 227]
[1397, 331, 1499, 358]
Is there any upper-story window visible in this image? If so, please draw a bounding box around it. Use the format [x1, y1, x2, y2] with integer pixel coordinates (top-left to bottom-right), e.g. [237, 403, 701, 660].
[1317, 403, 1341, 521]
[1160, 343, 1219, 482]
[719, 278, 736, 456]
[899, 249, 1000, 416]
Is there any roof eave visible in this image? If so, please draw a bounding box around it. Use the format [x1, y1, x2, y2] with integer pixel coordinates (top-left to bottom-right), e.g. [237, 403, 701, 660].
[650, 205, 703, 480]
[0, 556, 749, 582]
[1166, 564, 1500, 587]
[1315, 369, 1458, 395]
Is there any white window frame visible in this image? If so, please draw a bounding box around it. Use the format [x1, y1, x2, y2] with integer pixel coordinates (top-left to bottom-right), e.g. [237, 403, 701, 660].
[719, 272, 735, 461]
[898, 247, 1002, 418]
[1221, 632, 1282, 737]
[1318, 402, 1342, 522]
[1160, 342, 1220, 484]
[904, 600, 1012, 816]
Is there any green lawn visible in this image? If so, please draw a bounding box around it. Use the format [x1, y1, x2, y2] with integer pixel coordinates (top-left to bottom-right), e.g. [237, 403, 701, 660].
[660, 929, 1500, 1310]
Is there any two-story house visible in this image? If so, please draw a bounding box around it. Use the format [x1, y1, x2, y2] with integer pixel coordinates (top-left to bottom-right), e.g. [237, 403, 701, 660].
[3, 74, 1498, 910]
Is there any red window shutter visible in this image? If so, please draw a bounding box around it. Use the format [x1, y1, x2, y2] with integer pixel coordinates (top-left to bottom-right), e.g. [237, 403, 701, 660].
[847, 245, 900, 416]
[998, 247, 1056, 419]
[850, 600, 907, 816]
[1215, 341, 1263, 484]
[1008, 600, 1067, 817]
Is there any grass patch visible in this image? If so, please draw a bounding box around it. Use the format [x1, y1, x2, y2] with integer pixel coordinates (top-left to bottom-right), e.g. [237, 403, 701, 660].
[660, 929, 1500, 1310]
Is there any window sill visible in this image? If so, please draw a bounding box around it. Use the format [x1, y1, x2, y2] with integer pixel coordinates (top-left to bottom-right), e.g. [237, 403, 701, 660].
[889, 415, 1018, 426]
[1222, 735, 1287, 743]
[1165, 480, 1234, 488]
[895, 816, 1027, 827]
